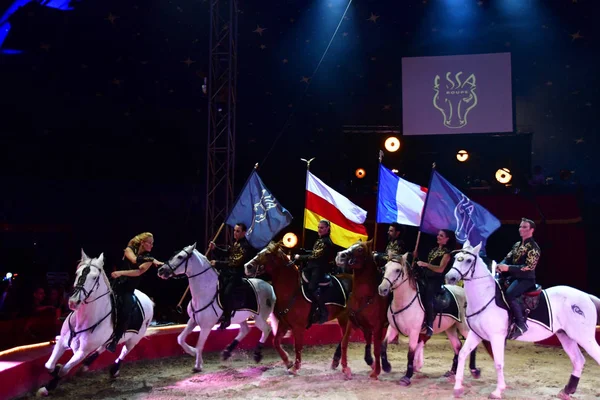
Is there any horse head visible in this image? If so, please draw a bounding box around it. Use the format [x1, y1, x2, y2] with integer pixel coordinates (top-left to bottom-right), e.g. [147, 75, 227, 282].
[446, 240, 485, 284]
[157, 243, 198, 279]
[69, 250, 107, 310]
[335, 240, 373, 272]
[433, 72, 478, 129]
[378, 252, 410, 297]
[245, 241, 288, 277]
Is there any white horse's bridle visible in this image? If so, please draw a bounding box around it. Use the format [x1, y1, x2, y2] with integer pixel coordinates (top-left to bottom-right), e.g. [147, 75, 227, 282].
[72, 262, 111, 304]
[449, 250, 489, 281]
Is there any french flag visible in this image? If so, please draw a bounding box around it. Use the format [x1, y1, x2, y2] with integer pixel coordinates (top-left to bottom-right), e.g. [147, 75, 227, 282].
[376, 164, 428, 226]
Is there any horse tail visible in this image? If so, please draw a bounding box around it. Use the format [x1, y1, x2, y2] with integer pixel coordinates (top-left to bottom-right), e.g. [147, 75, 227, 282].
[588, 294, 600, 326]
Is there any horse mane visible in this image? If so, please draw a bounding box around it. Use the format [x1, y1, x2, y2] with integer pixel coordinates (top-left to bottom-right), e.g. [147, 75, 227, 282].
[390, 252, 419, 290]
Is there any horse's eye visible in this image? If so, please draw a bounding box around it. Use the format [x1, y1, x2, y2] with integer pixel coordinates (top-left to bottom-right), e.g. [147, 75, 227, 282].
[177, 256, 182, 259]
[395, 269, 400, 273]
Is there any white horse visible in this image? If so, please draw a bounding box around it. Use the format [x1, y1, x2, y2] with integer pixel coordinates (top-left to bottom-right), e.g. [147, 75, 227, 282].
[446, 240, 600, 399]
[157, 243, 277, 372]
[43, 250, 154, 391]
[378, 253, 482, 386]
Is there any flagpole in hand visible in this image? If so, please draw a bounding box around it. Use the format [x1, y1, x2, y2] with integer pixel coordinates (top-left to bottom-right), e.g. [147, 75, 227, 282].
[373, 150, 384, 251]
[414, 162, 436, 260]
[300, 157, 316, 249]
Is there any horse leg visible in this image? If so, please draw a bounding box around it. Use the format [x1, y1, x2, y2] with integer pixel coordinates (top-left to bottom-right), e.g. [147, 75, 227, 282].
[58, 348, 89, 378]
[273, 321, 293, 369]
[453, 333, 481, 398]
[488, 335, 507, 399]
[44, 336, 69, 373]
[332, 342, 342, 370]
[399, 333, 419, 386]
[382, 323, 398, 374]
[340, 322, 353, 380]
[414, 340, 425, 372]
[79, 349, 103, 375]
[458, 324, 481, 378]
[251, 315, 272, 363]
[177, 318, 198, 358]
[289, 327, 305, 375]
[552, 331, 585, 400]
[222, 320, 249, 361]
[369, 328, 384, 380]
[109, 333, 142, 378]
[444, 327, 462, 378]
[192, 325, 212, 373]
[363, 328, 373, 367]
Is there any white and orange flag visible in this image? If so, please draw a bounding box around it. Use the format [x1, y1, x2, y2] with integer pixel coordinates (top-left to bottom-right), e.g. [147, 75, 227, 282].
[304, 171, 368, 248]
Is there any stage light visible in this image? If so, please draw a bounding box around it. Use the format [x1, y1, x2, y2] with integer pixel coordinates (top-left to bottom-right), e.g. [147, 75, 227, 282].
[6, 272, 12, 279]
[495, 168, 512, 184]
[282, 232, 298, 248]
[355, 168, 366, 179]
[384, 137, 400, 153]
[456, 150, 469, 162]
[391, 169, 399, 174]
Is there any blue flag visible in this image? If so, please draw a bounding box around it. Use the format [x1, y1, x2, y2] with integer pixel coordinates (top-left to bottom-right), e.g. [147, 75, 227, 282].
[420, 170, 501, 248]
[225, 170, 293, 249]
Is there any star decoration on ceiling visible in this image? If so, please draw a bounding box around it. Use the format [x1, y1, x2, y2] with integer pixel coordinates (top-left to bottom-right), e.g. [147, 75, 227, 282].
[253, 25, 266, 36]
[106, 13, 119, 25]
[575, 138, 584, 144]
[300, 76, 311, 83]
[367, 13, 380, 23]
[182, 57, 196, 67]
[570, 31, 583, 41]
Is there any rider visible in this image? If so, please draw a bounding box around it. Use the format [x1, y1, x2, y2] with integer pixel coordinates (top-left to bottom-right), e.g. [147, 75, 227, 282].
[416, 229, 456, 337]
[496, 218, 540, 340]
[209, 223, 256, 330]
[294, 219, 335, 324]
[373, 222, 406, 272]
[108, 232, 163, 352]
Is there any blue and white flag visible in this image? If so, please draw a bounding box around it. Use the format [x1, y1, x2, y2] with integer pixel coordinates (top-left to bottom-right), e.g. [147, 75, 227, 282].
[226, 170, 293, 249]
[420, 170, 501, 248]
[376, 164, 428, 226]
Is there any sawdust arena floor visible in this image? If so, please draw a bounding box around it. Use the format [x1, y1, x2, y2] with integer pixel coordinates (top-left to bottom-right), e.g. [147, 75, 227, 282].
[23, 336, 600, 400]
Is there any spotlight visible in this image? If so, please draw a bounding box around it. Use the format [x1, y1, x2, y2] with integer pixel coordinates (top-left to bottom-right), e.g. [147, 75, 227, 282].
[355, 168, 366, 179]
[495, 168, 512, 184]
[391, 169, 399, 174]
[282, 232, 298, 248]
[456, 150, 469, 162]
[384, 137, 400, 153]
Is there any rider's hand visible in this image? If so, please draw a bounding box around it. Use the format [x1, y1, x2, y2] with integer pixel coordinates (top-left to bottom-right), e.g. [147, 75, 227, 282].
[416, 261, 427, 268]
[111, 271, 121, 279]
[496, 264, 508, 272]
[208, 242, 215, 251]
[294, 254, 300, 260]
[210, 260, 216, 266]
[152, 259, 164, 267]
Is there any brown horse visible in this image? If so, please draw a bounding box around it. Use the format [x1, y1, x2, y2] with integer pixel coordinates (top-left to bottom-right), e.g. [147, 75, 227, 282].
[244, 241, 354, 374]
[335, 240, 389, 380]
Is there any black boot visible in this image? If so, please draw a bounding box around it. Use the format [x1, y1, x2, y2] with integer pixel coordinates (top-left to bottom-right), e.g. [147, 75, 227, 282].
[424, 300, 434, 337]
[316, 295, 329, 324]
[107, 328, 123, 353]
[508, 299, 528, 340]
[219, 307, 232, 330]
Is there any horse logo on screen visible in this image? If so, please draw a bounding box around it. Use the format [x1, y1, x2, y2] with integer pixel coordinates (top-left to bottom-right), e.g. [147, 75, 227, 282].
[248, 189, 278, 236]
[433, 72, 478, 129]
[453, 194, 475, 243]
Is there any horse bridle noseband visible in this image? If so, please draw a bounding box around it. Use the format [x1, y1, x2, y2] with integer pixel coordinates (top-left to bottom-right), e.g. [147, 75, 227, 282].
[72, 262, 111, 304]
[382, 257, 409, 291]
[163, 248, 214, 279]
[449, 249, 488, 281]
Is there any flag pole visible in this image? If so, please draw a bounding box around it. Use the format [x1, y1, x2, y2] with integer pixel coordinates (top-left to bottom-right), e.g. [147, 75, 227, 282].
[373, 150, 384, 251]
[300, 157, 316, 249]
[415, 162, 437, 256]
[176, 162, 259, 313]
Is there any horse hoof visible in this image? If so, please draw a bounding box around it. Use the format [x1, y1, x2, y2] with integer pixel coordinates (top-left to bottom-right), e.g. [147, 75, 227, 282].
[444, 370, 456, 379]
[368, 372, 379, 380]
[222, 350, 232, 361]
[36, 387, 49, 397]
[331, 359, 340, 370]
[364, 357, 374, 367]
[488, 392, 502, 399]
[192, 367, 202, 373]
[342, 367, 352, 380]
[382, 362, 392, 373]
[285, 361, 294, 370]
[76, 366, 89, 376]
[470, 368, 481, 379]
[109, 362, 121, 378]
[399, 376, 411, 386]
[287, 366, 298, 376]
[557, 390, 571, 400]
[453, 388, 465, 398]
[253, 352, 263, 363]
[51, 365, 62, 378]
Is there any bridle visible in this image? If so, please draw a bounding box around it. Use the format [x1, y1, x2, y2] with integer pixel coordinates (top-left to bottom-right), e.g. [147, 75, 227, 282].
[382, 258, 410, 291]
[449, 249, 489, 281]
[162, 248, 215, 279]
[72, 261, 111, 304]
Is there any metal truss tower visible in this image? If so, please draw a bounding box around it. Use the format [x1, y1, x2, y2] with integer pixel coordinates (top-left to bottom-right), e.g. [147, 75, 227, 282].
[205, 0, 238, 245]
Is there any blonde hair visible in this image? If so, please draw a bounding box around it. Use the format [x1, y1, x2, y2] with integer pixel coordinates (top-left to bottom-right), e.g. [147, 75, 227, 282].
[127, 232, 154, 252]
